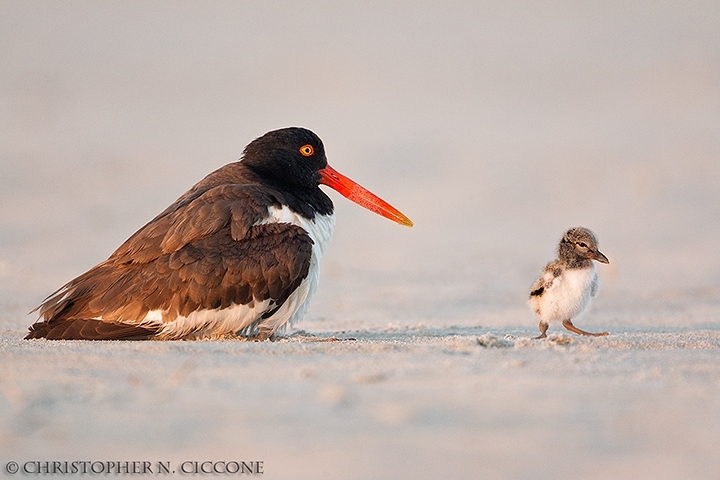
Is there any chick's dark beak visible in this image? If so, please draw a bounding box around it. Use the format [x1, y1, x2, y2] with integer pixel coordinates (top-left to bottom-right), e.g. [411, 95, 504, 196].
[591, 250, 610, 264]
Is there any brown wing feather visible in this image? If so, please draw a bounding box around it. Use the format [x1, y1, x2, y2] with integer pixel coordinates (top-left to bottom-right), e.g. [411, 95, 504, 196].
[111, 184, 275, 264]
[25, 319, 160, 340]
[529, 260, 562, 299]
[28, 223, 313, 339]
[27, 182, 314, 340]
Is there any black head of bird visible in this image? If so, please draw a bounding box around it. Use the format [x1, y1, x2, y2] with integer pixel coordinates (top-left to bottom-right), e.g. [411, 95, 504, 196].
[243, 127, 413, 227]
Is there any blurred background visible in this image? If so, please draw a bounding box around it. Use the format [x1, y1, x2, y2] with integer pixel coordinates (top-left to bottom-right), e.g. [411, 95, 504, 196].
[1, 1, 719, 331]
[3, 4, 720, 478]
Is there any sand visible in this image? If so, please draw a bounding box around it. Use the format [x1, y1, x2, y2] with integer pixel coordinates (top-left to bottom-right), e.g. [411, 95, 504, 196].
[2, 2, 720, 478]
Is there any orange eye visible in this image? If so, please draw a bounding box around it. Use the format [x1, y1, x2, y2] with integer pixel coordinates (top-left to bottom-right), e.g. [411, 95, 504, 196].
[299, 144, 314, 157]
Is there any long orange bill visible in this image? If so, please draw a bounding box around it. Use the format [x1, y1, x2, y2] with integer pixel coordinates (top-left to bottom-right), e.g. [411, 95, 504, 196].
[319, 165, 413, 227]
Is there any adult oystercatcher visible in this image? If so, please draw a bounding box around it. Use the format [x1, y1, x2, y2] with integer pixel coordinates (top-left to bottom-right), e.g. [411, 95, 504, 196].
[26, 127, 413, 340]
[529, 227, 610, 339]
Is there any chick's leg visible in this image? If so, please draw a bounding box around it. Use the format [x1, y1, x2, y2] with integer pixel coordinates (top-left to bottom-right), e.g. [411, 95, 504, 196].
[562, 319, 608, 337]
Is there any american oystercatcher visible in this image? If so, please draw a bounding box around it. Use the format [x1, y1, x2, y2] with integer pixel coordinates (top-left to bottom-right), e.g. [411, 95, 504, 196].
[26, 127, 413, 340]
[529, 227, 610, 339]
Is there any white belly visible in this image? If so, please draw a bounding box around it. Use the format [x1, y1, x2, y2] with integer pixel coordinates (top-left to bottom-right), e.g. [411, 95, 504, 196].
[254, 206, 335, 332]
[533, 267, 597, 323]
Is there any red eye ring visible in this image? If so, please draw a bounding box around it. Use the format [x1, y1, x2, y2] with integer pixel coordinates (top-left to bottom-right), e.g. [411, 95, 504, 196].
[299, 144, 314, 156]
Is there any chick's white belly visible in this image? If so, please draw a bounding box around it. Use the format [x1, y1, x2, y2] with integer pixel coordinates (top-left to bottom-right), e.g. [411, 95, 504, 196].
[536, 267, 597, 323]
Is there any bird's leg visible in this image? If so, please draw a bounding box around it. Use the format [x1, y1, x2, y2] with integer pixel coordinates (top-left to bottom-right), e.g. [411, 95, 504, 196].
[255, 327, 276, 342]
[562, 319, 608, 337]
[534, 321, 549, 339]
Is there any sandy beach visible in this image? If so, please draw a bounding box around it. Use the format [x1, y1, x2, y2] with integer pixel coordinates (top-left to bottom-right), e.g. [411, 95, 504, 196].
[2, 1, 720, 478]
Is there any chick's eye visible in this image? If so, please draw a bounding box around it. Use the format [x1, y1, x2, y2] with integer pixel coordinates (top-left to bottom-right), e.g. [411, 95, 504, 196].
[577, 242, 588, 248]
[299, 145, 314, 157]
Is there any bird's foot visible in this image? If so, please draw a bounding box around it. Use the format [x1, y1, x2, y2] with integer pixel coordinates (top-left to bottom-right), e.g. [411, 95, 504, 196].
[534, 321, 549, 339]
[255, 328, 277, 342]
[585, 331, 609, 337]
[562, 319, 609, 337]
